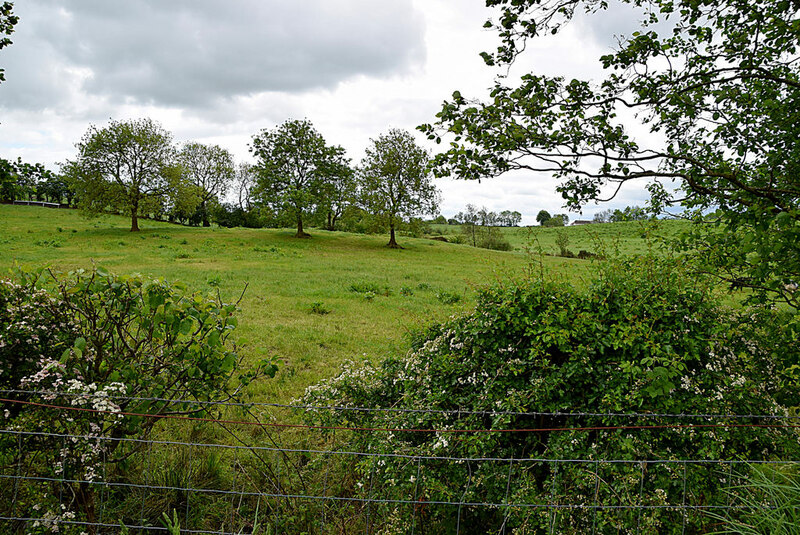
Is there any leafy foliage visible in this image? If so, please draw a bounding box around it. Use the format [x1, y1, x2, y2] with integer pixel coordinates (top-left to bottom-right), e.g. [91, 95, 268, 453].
[250, 119, 349, 238]
[302, 257, 799, 532]
[0, 1, 18, 85]
[420, 0, 800, 308]
[359, 129, 440, 248]
[0, 266, 275, 526]
[63, 118, 189, 232]
[178, 142, 235, 227]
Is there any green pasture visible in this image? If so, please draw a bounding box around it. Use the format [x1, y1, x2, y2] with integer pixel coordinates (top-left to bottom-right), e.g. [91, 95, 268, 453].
[430, 219, 689, 257]
[0, 205, 680, 402]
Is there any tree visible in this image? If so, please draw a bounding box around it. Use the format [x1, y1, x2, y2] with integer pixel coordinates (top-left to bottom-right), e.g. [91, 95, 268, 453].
[179, 142, 235, 227]
[421, 0, 800, 308]
[0, 157, 15, 201]
[593, 209, 614, 223]
[609, 206, 649, 222]
[235, 162, 256, 212]
[536, 210, 551, 226]
[460, 203, 480, 246]
[64, 118, 185, 232]
[250, 119, 345, 238]
[316, 151, 355, 231]
[543, 213, 568, 227]
[0, 2, 18, 85]
[359, 129, 440, 248]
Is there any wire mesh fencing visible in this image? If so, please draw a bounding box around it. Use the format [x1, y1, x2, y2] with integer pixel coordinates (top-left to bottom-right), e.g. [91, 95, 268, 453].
[0, 390, 798, 534]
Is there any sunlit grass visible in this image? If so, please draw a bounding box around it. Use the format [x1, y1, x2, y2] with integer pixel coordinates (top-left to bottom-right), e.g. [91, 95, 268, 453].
[0, 205, 683, 402]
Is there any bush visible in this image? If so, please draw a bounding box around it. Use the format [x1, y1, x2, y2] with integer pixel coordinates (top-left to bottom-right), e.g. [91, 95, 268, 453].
[435, 290, 461, 304]
[478, 226, 512, 251]
[0, 266, 276, 526]
[402, 217, 432, 238]
[460, 224, 512, 251]
[211, 202, 265, 228]
[300, 257, 799, 533]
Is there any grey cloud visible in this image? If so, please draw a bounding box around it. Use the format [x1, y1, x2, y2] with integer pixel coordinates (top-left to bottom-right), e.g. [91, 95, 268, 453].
[575, 0, 677, 50]
[1, 0, 426, 110]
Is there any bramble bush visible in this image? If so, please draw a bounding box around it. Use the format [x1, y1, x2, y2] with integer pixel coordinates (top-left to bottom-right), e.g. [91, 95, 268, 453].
[0, 266, 276, 532]
[301, 256, 800, 533]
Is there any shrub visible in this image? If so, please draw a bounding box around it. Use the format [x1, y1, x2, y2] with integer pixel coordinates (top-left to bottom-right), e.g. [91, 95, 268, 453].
[555, 229, 571, 257]
[478, 226, 512, 251]
[300, 256, 799, 533]
[435, 290, 461, 304]
[0, 266, 276, 526]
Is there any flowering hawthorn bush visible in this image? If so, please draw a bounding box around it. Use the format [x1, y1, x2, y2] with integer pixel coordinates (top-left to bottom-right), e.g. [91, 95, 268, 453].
[301, 256, 800, 534]
[0, 266, 275, 532]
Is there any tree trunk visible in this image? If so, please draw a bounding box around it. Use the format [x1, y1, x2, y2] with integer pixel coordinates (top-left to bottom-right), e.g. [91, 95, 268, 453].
[326, 211, 334, 231]
[387, 225, 402, 249]
[295, 213, 310, 238]
[130, 204, 140, 232]
[202, 200, 210, 227]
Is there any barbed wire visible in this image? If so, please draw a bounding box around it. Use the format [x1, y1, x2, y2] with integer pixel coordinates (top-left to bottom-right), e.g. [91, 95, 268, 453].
[1, 428, 795, 466]
[2, 398, 798, 535]
[1, 388, 795, 421]
[4, 397, 800, 435]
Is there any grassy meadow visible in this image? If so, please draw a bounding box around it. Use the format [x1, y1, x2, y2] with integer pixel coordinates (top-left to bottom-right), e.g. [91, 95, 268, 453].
[0, 204, 681, 402]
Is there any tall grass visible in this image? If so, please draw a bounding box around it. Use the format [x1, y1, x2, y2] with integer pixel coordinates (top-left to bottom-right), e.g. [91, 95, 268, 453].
[713, 464, 800, 534]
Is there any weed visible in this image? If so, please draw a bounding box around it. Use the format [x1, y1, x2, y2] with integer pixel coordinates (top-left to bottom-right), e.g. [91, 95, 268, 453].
[400, 285, 414, 296]
[308, 302, 331, 315]
[436, 290, 461, 304]
[253, 246, 280, 253]
[34, 239, 62, 248]
[207, 275, 222, 287]
[349, 281, 391, 296]
[175, 252, 190, 259]
[416, 282, 431, 291]
[180, 238, 189, 245]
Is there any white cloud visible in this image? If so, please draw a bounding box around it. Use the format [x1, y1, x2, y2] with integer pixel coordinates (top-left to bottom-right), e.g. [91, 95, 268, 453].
[0, 0, 655, 222]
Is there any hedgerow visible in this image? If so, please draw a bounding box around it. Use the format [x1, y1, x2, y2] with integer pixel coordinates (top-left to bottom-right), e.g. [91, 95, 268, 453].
[301, 256, 800, 533]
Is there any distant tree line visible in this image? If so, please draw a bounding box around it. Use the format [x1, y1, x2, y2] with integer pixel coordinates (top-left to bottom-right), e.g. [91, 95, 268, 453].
[4, 117, 441, 248]
[450, 205, 522, 227]
[535, 210, 569, 227]
[0, 157, 73, 205]
[593, 206, 650, 223]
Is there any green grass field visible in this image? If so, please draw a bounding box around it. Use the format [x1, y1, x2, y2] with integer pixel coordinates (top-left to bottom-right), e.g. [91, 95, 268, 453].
[0, 205, 682, 402]
[429, 218, 689, 257]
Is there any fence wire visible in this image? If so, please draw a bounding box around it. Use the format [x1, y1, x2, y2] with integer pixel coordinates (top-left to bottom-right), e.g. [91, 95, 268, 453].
[0, 392, 798, 534]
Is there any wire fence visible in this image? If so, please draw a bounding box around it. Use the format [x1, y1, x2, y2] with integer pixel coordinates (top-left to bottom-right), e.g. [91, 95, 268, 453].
[1, 390, 798, 534]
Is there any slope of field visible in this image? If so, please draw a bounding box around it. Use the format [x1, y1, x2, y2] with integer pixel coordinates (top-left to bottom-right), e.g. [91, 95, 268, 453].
[0, 205, 681, 401]
[430, 218, 689, 256]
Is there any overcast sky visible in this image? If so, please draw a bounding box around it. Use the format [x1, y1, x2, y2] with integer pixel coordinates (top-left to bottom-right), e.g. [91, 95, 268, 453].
[0, 0, 653, 224]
